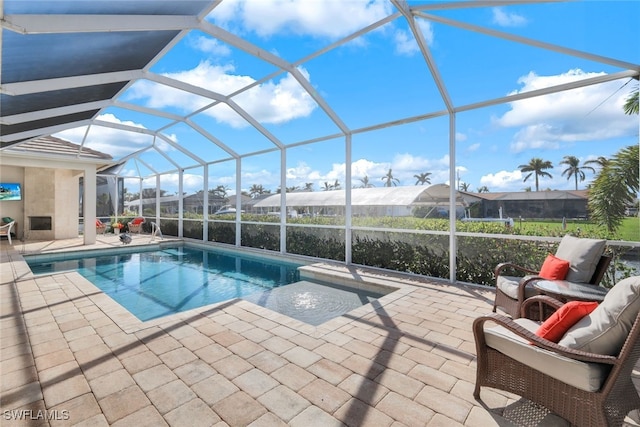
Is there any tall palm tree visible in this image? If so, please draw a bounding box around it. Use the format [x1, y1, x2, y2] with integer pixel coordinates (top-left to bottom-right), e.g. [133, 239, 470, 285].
[560, 155, 595, 190]
[333, 180, 341, 190]
[459, 182, 471, 191]
[322, 181, 333, 191]
[476, 186, 489, 193]
[303, 182, 314, 192]
[588, 145, 639, 233]
[518, 158, 553, 191]
[357, 176, 374, 188]
[414, 172, 432, 186]
[381, 169, 399, 187]
[249, 184, 265, 198]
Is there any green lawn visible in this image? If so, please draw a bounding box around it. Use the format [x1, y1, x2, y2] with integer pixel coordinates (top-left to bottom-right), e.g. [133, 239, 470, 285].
[514, 218, 639, 242]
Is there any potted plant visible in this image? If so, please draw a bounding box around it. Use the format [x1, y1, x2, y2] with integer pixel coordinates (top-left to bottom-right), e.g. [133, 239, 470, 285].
[112, 222, 124, 235]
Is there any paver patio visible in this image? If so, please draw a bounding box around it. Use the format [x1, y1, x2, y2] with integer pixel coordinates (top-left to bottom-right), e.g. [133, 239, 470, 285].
[2, 236, 639, 426]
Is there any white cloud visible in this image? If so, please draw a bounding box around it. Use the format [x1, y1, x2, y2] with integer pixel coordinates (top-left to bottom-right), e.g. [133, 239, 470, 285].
[480, 169, 524, 190]
[126, 61, 316, 128]
[495, 69, 638, 152]
[492, 7, 527, 27]
[209, 0, 392, 39]
[394, 20, 434, 56]
[55, 114, 155, 158]
[189, 35, 232, 56]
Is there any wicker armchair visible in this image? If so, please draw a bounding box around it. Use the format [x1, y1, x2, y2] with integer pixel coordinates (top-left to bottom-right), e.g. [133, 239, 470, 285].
[0, 220, 15, 244]
[494, 235, 610, 318]
[95, 219, 107, 235]
[474, 276, 640, 427]
[128, 217, 145, 234]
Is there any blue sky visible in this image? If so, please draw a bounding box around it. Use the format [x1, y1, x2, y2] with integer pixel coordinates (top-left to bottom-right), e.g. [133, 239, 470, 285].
[56, 0, 640, 195]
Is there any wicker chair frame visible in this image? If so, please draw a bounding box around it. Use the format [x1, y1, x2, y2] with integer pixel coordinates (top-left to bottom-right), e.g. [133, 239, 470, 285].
[128, 217, 145, 234]
[474, 296, 640, 427]
[493, 254, 611, 318]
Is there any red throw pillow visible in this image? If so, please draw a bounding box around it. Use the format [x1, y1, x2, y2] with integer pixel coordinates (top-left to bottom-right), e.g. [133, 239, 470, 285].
[132, 218, 143, 225]
[96, 219, 102, 226]
[539, 254, 571, 280]
[535, 301, 599, 342]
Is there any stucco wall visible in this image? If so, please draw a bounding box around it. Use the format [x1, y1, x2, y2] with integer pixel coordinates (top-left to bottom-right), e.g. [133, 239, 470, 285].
[1, 166, 81, 240]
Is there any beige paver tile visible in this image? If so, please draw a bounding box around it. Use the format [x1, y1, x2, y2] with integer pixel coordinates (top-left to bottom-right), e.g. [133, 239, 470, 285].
[42, 373, 91, 407]
[133, 364, 179, 392]
[232, 368, 279, 398]
[173, 359, 217, 386]
[415, 384, 473, 423]
[281, 346, 322, 368]
[0, 399, 50, 427]
[194, 342, 232, 364]
[1, 354, 35, 374]
[247, 350, 288, 374]
[212, 391, 267, 426]
[179, 333, 214, 351]
[67, 334, 104, 353]
[110, 404, 167, 427]
[288, 406, 344, 427]
[240, 327, 273, 344]
[164, 398, 221, 427]
[334, 397, 394, 427]
[63, 326, 96, 342]
[145, 335, 183, 355]
[191, 374, 239, 406]
[314, 342, 353, 364]
[271, 363, 316, 391]
[31, 337, 69, 358]
[257, 385, 310, 422]
[49, 392, 102, 427]
[159, 347, 198, 369]
[0, 381, 44, 408]
[376, 391, 435, 426]
[261, 335, 296, 355]
[34, 348, 75, 371]
[71, 414, 110, 427]
[58, 318, 90, 332]
[211, 330, 245, 347]
[375, 369, 424, 399]
[307, 358, 352, 386]
[97, 385, 151, 424]
[427, 413, 465, 427]
[146, 379, 197, 415]
[408, 363, 457, 393]
[248, 412, 289, 427]
[228, 339, 265, 359]
[211, 354, 253, 380]
[120, 349, 162, 374]
[338, 374, 390, 406]
[299, 378, 350, 413]
[341, 354, 385, 380]
[0, 365, 39, 393]
[89, 368, 136, 400]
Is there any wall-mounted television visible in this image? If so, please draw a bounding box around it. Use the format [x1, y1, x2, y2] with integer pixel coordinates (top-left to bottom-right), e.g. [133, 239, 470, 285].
[0, 183, 22, 201]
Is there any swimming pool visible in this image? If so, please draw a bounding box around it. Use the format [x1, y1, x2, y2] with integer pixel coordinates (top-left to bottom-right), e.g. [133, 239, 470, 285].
[26, 244, 387, 325]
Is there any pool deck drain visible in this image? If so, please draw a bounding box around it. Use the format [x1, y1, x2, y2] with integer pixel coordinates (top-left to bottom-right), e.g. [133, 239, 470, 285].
[2, 236, 640, 426]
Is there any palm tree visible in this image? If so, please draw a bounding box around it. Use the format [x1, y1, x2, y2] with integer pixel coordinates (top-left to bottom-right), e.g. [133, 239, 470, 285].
[414, 172, 432, 186]
[357, 176, 374, 188]
[584, 156, 610, 170]
[560, 155, 595, 190]
[588, 145, 639, 233]
[459, 182, 471, 191]
[249, 184, 265, 198]
[476, 186, 489, 193]
[303, 182, 314, 192]
[381, 169, 399, 187]
[624, 85, 639, 115]
[322, 181, 333, 191]
[518, 158, 553, 191]
[333, 180, 341, 190]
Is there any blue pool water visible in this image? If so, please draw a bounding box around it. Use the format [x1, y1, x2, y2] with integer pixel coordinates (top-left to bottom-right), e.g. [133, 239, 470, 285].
[26, 245, 387, 324]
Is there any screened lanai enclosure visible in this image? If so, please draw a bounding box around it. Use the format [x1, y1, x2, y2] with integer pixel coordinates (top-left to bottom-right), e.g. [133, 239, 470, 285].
[1, 1, 638, 286]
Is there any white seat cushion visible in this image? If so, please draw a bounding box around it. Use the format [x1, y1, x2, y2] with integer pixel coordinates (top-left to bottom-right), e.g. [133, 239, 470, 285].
[484, 318, 610, 392]
[496, 275, 539, 300]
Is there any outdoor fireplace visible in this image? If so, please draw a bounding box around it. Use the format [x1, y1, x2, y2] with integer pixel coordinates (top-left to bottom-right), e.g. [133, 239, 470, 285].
[29, 216, 52, 231]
